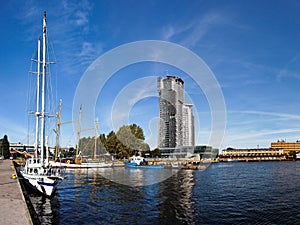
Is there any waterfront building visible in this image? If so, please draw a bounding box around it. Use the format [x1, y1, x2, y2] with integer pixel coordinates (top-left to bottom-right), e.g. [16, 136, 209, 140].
[271, 140, 300, 155]
[9, 142, 26, 152]
[182, 104, 195, 146]
[194, 145, 218, 159]
[159, 145, 218, 160]
[220, 147, 285, 161]
[157, 76, 194, 149]
[159, 146, 195, 158]
[9, 143, 34, 159]
[9, 143, 57, 159]
[157, 76, 184, 148]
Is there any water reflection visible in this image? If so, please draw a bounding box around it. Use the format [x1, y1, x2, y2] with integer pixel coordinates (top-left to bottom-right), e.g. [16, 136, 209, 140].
[29, 193, 60, 225]
[26, 162, 300, 224]
[92, 167, 178, 187]
[158, 170, 197, 224]
[28, 167, 197, 224]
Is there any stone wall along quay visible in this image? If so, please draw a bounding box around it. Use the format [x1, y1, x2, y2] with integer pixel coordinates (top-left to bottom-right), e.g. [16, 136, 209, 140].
[0, 159, 31, 225]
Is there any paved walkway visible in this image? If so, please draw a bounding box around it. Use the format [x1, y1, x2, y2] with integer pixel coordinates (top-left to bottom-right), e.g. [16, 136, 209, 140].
[0, 160, 31, 225]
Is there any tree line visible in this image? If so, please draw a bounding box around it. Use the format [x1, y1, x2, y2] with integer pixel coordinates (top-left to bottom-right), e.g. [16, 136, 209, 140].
[0, 125, 160, 160]
[78, 124, 160, 159]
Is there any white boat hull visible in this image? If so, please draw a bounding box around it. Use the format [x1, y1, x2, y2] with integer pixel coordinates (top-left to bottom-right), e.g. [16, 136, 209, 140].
[19, 171, 60, 197]
[50, 161, 112, 169]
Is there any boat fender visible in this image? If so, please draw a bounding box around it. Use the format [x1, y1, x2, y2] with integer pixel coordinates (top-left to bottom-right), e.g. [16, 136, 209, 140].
[11, 174, 17, 179]
[67, 160, 70, 164]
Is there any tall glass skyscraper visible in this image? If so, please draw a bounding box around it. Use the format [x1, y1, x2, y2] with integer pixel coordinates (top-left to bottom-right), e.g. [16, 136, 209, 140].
[157, 76, 194, 148]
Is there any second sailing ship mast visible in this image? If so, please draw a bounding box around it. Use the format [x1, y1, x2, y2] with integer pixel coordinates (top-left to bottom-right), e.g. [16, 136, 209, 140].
[55, 100, 62, 161]
[34, 38, 41, 158]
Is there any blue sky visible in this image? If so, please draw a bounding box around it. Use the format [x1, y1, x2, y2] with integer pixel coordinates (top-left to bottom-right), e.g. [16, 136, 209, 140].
[1, 0, 300, 150]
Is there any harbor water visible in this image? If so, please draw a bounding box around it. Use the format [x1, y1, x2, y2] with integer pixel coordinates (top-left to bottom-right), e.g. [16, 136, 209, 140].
[29, 161, 300, 224]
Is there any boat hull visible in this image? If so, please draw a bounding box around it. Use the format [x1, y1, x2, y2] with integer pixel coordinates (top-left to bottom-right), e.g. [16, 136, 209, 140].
[19, 171, 60, 197]
[181, 165, 206, 170]
[124, 162, 164, 169]
[224, 159, 239, 162]
[50, 161, 112, 169]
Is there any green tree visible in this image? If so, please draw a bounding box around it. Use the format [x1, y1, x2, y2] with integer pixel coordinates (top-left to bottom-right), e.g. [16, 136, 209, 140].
[115, 124, 149, 158]
[151, 148, 161, 157]
[129, 123, 145, 140]
[0, 135, 10, 159]
[84, 124, 150, 160]
[142, 148, 161, 158]
[116, 141, 131, 159]
[99, 133, 106, 144]
[105, 131, 119, 157]
[117, 125, 149, 152]
[101, 124, 149, 159]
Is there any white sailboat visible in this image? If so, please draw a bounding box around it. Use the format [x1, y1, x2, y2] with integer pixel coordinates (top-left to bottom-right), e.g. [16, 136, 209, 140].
[19, 12, 63, 197]
[50, 112, 112, 169]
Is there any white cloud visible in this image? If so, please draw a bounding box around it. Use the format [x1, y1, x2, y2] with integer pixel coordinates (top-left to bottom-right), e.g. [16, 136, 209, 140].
[62, 0, 92, 26]
[277, 54, 300, 80]
[233, 110, 300, 120]
[222, 110, 300, 149]
[162, 11, 229, 48]
[76, 41, 103, 67]
[74, 11, 89, 26]
[18, 0, 99, 77]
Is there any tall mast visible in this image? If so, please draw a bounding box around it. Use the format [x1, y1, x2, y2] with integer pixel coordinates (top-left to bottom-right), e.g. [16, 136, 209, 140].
[55, 99, 62, 161]
[34, 38, 41, 158]
[40, 11, 47, 164]
[93, 119, 99, 160]
[75, 105, 82, 164]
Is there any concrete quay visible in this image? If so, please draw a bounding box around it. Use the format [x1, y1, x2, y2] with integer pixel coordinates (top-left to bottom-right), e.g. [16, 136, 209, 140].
[0, 159, 32, 225]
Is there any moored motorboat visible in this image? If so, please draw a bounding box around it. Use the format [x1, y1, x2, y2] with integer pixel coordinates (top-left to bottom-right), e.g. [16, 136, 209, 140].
[124, 155, 164, 169]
